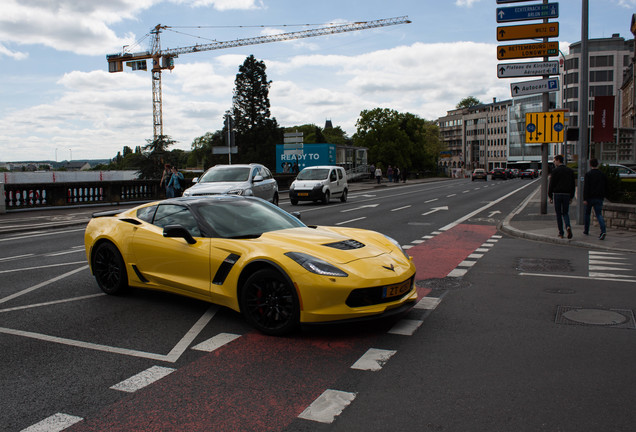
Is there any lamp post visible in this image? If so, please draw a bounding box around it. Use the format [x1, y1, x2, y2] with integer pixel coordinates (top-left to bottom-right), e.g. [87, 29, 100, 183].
[577, 0, 589, 225]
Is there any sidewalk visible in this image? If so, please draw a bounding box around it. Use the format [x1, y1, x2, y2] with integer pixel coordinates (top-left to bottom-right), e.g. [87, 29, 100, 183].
[500, 184, 636, 253]
[2, 178, 636, 254]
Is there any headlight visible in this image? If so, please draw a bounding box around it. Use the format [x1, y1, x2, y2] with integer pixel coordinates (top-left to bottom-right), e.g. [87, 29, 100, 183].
[384, 235, 410, 260]
[285, 252, 348, 277]
[227, 188, 252, 196]
[182, 190, 191, 197]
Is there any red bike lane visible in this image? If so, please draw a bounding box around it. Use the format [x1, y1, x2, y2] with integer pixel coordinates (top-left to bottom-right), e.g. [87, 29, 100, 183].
[67, 223, 498, 432]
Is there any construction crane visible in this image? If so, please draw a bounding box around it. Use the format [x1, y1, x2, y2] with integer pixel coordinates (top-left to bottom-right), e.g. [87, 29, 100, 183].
[106, 16, 411, 140]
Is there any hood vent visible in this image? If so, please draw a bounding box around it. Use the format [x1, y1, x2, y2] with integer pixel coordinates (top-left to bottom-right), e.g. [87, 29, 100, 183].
[323, 239, 365, 250]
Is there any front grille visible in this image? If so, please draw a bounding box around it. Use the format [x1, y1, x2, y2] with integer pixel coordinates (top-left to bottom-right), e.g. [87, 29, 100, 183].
[346, 277, 414, 308]
[324, 239, 365, 250]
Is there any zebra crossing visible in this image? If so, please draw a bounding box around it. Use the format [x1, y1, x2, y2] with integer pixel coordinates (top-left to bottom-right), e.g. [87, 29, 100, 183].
[589, 251, 636, 282]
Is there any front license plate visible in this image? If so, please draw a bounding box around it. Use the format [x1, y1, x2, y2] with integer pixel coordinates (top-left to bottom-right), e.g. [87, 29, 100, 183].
[298, 192, 309, 196]
[382, 279, 411, 299]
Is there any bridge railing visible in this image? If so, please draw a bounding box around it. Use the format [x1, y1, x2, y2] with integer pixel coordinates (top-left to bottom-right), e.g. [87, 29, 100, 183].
[2, 180, 160, 212]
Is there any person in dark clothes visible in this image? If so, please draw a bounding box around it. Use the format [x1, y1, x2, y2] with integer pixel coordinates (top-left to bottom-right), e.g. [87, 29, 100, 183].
[583, 158, 608, 240]
[548, 154, 576, 239]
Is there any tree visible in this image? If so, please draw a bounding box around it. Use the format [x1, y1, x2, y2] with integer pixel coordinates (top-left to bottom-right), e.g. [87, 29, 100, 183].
[137, 135, 176, 179]
[456, 96, 482, 109]
[353, 108, 442, 173]
[231, 55, 281, 166]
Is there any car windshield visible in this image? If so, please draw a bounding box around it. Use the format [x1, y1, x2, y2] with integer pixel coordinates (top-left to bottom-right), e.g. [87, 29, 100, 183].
[199, 166, 251, 183]
[297, 168, 329, 181]
[196, 198, 305, 238]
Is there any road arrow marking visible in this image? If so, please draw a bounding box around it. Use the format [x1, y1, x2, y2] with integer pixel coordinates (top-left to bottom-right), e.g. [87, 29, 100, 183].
[341, 204, 379, 213]
[488, 210, 502, 218]
[421, 206, 449, 216]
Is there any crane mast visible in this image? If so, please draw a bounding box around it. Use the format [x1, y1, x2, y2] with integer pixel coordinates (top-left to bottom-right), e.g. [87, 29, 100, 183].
[106, 16, 411, 140]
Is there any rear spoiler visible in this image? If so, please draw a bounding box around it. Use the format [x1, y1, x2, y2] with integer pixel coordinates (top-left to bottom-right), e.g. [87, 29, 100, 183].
[91, 209, 122, 218]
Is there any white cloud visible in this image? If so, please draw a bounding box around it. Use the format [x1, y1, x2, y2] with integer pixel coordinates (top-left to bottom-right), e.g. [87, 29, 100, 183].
[455, 0, 482, 6]
[617, 0, 636, 7]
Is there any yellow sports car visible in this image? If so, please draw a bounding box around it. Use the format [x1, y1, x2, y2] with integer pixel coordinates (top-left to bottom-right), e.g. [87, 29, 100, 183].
[84, 196, 417, 335]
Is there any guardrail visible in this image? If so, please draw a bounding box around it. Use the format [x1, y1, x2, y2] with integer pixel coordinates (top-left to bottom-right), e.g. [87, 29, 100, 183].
[2, 180, 159, 212]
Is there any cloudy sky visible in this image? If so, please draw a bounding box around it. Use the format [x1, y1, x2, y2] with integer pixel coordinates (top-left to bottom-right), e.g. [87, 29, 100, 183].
[0, 0, 634, 162]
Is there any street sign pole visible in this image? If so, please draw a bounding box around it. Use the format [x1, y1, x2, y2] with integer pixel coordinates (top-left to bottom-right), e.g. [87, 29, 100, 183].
[541, 0, 550, 214]
[577, 0, 589, 225]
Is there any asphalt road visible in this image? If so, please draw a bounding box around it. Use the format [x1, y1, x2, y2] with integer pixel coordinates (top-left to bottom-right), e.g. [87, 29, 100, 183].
[2, 178, 636, 432]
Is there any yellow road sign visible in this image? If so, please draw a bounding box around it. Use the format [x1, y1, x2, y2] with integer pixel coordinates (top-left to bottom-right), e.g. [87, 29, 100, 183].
[525, 112, 565, 143]
[497, 42, 559, 60]
[497, 22, 559, 41]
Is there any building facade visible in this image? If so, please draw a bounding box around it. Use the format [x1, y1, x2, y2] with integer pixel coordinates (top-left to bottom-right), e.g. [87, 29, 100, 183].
[562, 33, 635, 164]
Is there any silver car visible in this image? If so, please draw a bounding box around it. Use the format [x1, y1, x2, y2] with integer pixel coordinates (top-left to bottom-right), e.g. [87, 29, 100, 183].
[182, 164, 279, 205]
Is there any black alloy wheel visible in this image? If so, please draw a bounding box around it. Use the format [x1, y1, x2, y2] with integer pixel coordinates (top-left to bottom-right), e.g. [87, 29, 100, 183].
[92, 242, 129, 295]
[241, 269, 299, 336]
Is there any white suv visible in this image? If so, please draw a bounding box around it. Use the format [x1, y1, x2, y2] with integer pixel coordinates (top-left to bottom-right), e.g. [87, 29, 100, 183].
[183, 164, 279, 205]
[289, 165, 348, 205]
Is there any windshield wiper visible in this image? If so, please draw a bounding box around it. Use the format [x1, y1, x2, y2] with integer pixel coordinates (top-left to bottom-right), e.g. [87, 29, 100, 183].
[228, 233, 262, 239]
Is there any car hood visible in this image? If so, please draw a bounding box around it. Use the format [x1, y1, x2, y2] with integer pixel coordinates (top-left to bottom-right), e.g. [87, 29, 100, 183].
[292, 180, 324, 189]
[259, 226, 405, 265]
[186, 181, 248, 194]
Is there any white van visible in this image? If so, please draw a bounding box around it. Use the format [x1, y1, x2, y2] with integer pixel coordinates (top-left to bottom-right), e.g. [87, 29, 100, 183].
[289, 166, 348, 205]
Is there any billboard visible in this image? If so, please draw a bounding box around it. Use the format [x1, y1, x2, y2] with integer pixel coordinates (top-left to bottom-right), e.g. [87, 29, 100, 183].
[592, 96, 615, 143]
[275, 143, 337, 173]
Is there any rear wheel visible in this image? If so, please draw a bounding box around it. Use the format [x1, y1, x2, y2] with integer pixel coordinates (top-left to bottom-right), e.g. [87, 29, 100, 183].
[92, 242, 128, 295]
[340, 189, 348, 202]
[240, 269, 299, 335]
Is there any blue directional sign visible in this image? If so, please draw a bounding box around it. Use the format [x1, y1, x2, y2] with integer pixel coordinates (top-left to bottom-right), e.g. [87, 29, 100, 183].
[496, 3, 559, 23]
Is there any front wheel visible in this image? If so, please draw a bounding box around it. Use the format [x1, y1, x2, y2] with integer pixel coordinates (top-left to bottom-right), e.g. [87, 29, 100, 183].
[272, 193, 279, 206]
[240, 269, 299, 336]
[322, 190, 330, 205]
[92, 242, 128, 295]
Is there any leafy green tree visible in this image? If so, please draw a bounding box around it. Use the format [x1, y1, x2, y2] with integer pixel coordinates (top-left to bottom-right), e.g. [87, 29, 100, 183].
[137, 135, 176, 179]
[231, 55, 282, 166]
[456, 96, 482, 109]
[353, 108, 442, 174]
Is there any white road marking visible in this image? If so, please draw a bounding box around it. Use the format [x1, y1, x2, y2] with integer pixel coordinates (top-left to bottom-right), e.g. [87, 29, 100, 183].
[192, 333, 241, 352]
[0, 294, 104, 314]
[298, 390, 356, 424]
[440, 181, 536, 231]
[411, 240, 425, 244]
[388, 319, 423, 335]
[351, 348, 397, 371]
[414, 296, 441, 310]
[479, 243, 494, 248]
[0, 228, 85, 242]
[110, 366, 176, 393]
[0, 306, 218, 362]
[447, 268, 468, 278]
[0, 253, 34, 262]
[0, 265, 88, 305]
[0, 261, 87, 275]
[21, 413, 83, 432]
[45, 249, 85, 257]
[335, 217, 366, 225]
[520, 272, 636, 283]
[403, 245, 413, 250]
[425, 198, 438, 203]
[475, 248, 490, 253]
[457, 260, 477, 267]
[391, 205, 411, 211]
[468, 253, 484, 259]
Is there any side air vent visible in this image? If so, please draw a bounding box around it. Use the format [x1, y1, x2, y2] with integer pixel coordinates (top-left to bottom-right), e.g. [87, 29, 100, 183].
[323, 239, 365, 250]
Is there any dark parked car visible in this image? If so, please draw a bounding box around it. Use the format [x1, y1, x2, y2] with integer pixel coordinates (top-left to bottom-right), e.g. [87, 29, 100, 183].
[491, 169, 507, 180]
[519, 170, 535, 179]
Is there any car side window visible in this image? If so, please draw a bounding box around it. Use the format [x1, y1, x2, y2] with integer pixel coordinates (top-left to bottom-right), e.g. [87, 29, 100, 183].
[251, 167, 260, 180]
[137, 205, 157, 223]
[261, 167, 272, 180]
[330, 170, 337, 182]
[153, 204, 201, 237]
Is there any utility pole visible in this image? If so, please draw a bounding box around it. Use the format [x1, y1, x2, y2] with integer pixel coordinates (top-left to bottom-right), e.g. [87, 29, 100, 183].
[540, 0, 550, 214]
[577, 0, 589, 224]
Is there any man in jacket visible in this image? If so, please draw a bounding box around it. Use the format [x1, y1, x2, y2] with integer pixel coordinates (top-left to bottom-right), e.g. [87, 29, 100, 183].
[583, 158, 607, 240]
[548, 154, 576, 239]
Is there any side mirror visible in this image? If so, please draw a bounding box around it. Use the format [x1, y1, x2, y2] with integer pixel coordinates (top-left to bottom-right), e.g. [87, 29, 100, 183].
[192, 177, 199, 184]
[163, 225, 197, 244]
[253, 175, 264, 183]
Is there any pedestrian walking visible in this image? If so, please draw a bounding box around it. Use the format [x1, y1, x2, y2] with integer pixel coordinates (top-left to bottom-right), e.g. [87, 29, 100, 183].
[394, 167, 400, 183]
[159, 164, 171, 197]
[374, 165, 382, 184]
[387, 165, 393, 183]
[167, 165, 184, 197]
[548, 154, 576, 239]
[583, 158, 608, 240]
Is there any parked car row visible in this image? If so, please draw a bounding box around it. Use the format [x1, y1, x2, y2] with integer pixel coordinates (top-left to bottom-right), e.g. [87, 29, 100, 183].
[471, 168, 539, 180]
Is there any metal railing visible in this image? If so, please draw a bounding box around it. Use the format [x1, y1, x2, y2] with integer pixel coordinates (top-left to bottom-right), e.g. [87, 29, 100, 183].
[3, 180, 159, 211]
